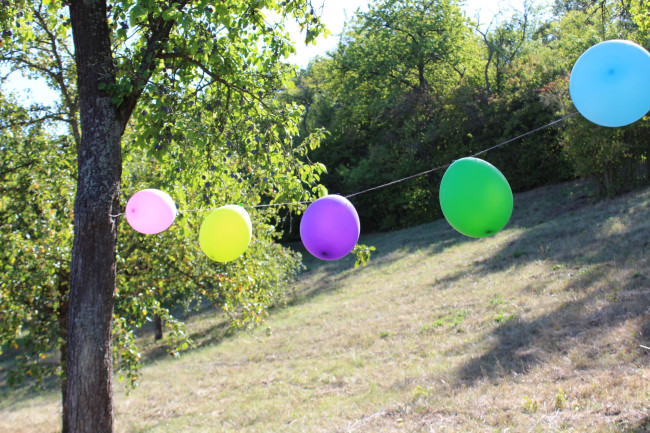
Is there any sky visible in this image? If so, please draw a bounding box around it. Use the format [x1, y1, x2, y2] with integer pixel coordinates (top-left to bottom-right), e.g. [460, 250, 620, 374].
[2, 0, 531, 105]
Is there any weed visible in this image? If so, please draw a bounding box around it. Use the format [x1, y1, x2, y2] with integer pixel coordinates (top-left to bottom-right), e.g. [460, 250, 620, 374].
[555, 388, 567, 411]
[539, 244, 551, 258]
[512, 250, 526, 259]
[420, 309, 467, 333]
[574, 267, 589, 277]
[412, 385, 429, 401]
[378, 331, 390, 339]
[523, 396, 539, 414]
[353, 244, 376, 268]
[494, 311, 517, 324]
[489, 295, 505, 306]
[605, 287, 620, 302]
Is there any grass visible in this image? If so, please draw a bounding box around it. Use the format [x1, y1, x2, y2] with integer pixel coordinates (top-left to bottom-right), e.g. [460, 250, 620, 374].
[1, 179, 649, 432]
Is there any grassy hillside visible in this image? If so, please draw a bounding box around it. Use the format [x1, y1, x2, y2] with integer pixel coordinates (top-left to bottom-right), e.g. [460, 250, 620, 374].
[1, 179, 649, 432]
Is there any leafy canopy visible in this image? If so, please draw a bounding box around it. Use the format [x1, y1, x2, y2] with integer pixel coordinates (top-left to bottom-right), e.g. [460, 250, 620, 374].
[0, 0, 330, 389]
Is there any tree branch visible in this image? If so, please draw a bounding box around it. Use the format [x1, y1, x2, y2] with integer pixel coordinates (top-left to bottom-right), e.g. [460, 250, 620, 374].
[32, 7, 81, 148]
[157, 52, 269, 110]
[0, 160, 38, 180]
[117, 0, 193, 131]
[0, 111, 70, 129]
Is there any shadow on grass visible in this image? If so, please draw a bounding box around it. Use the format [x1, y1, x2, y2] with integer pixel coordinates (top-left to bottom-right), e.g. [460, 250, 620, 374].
[310, 180, 599, 280]
[141, 319, 232, 364]
[188, 316, 232, 349]
[139, 304, 235, 365]
[451, 182, 650, 385]
[286, 242, 362, 306]
[454, 272, 650, 384]
[139, 180, 649, 381]
[625, 416, 650, 433]
[289, 181, 604, 303]
[286, 214, 472, 307]
[0, 354, 61, 409]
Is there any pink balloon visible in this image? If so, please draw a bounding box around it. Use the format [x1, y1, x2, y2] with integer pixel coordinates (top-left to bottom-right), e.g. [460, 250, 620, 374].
[125, 189, 177, 234]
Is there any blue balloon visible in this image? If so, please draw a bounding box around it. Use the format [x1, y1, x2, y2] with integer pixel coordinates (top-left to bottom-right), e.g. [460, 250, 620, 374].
[569, 39, 650, 127]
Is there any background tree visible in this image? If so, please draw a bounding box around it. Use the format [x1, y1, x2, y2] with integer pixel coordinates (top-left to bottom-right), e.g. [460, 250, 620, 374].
[299, 0, 474, 231]
[289, 0, 576, 232]
[0, 93, 75, 398]
[475, 1, 538, 95]
[548, 1, 650, 196]
[291, 0, 650, 234]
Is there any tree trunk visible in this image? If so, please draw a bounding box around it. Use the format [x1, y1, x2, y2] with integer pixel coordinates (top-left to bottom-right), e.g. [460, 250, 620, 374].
[154, 314, 164, 341]
[58, 274, 70, 433]
[66, 2, 122, 432]
[418, 63, 427, 91]
[484, 48, 493, 95]
[60, 316, 69, 433]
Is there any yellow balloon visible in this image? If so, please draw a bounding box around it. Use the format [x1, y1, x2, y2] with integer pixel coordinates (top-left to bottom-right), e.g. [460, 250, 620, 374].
[199, 205, 252, 262]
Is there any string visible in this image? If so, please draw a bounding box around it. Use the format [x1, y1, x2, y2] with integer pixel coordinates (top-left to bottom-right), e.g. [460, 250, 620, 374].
[471, 112, 578, 157]
[113, 111, 579, 217]
[174, 200, 313, 213]
[345, 163, 449, 199]
[248, 200, 312, 208]
[346, 111, 579, 199]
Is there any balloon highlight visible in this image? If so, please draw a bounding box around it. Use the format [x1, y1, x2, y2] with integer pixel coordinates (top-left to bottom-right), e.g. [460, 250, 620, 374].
[125, 189, 177, 234]
[199, 205, 252, 262]
[569, 39, 650, 127]
[300, 195, 360, 261]
[439, 157, 513, 238]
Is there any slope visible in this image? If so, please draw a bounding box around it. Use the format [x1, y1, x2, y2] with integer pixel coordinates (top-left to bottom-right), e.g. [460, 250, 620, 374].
[1, 179, 649, 432]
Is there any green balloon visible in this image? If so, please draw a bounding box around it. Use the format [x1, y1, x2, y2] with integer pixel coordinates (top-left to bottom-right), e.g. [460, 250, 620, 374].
[439, 157, 513, 238]
[199, 205, 252, 262]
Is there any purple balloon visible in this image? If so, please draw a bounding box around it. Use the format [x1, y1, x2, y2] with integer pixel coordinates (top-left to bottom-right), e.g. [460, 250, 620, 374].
[300, 195, 360, 261]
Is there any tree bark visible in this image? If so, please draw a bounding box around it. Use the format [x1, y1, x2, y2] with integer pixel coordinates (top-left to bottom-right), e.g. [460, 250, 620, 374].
[60, 311, 69, 433]
[66, 1, 122, 432]
[154, 314, 164, 341]
[58, 272, 70, 433]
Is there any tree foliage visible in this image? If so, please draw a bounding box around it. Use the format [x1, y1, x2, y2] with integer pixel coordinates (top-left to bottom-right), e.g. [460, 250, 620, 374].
[288, 0, 581, 232]
[286, 0, 650, 234]
[1, 0, 328, 431]
[293, 0, 475, 231]
[549, 1, 650, 196]
[0, 94, 75, 388]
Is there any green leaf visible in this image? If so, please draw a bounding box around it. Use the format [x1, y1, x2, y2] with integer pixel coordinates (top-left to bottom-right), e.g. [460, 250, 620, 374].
[130, 5, 148, 26]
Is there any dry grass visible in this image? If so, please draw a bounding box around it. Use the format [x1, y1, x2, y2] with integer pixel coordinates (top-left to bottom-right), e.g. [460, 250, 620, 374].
[1, 179, 649, 432]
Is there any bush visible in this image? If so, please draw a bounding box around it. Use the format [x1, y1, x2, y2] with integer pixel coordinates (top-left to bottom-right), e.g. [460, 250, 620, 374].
[561, 116, 650, 197]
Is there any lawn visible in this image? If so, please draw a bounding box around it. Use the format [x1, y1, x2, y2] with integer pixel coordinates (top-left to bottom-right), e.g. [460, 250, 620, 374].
[1, 179, 649, 432]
